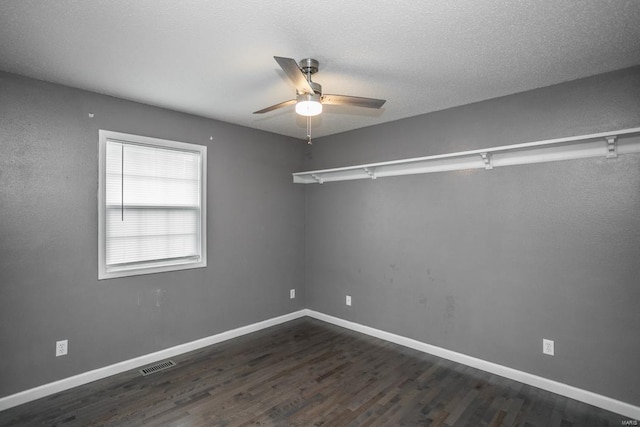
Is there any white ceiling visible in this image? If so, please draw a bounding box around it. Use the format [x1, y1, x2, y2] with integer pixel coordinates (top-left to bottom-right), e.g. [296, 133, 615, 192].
[1, 1, 639, 140]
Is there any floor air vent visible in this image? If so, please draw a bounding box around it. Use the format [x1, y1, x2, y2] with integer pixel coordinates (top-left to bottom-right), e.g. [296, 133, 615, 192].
[139, 360, 176, 376]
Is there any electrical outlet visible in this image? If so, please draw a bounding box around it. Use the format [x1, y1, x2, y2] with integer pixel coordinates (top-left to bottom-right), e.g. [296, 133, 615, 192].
[56, 340, 68, 357]
[346, 295, 352, 306]
[543, 339, 554, 356]
[290, 289, 295, 299]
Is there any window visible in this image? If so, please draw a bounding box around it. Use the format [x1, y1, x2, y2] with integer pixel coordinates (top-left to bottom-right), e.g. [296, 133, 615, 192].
[98, 130, 206, 279]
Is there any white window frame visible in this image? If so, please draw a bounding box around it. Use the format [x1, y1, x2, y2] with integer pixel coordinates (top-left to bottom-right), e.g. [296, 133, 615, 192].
[98, 130, 207, 279]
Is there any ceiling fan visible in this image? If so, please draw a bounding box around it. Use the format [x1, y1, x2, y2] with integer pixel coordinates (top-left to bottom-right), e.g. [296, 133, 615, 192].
[254, 56, 386, 144]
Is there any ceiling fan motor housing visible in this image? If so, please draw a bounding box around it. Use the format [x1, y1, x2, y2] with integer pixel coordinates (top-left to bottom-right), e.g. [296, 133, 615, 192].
[306, 81, 322, 95]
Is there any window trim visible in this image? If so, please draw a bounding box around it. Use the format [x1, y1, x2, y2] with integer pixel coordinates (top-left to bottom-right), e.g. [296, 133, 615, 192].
[98, 130, 207, 280]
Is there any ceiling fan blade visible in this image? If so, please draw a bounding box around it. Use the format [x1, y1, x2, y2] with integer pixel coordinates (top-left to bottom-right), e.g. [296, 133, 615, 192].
[321, 94, 386, 109]
[274, 56, 315, 95]
[253, 99, 296, 114]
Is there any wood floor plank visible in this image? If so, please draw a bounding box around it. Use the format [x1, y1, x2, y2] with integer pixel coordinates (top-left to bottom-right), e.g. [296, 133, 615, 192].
[0, 317, 630, 426]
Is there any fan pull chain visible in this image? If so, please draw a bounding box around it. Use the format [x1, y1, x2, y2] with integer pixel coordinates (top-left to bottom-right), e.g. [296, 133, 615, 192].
[306, 65, 313, 145]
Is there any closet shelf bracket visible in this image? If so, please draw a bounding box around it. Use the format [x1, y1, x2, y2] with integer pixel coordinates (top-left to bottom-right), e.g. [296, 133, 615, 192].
[605, 136, 618, 159]
[480, 152, 493, 170]
[363, 167, 377, 179]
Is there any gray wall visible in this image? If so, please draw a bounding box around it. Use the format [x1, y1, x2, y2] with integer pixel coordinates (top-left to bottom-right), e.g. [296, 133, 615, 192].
[304, 66, 640, 406]
[2, 65, 639, 407]
[0, 71, 306, 397]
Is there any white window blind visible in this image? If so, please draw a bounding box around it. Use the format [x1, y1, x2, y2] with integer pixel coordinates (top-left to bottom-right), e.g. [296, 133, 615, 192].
[99, 130, 206, 279]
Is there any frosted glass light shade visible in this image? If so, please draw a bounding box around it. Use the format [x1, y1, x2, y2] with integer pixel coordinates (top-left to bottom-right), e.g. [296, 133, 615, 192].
[295, 93, 322, 116]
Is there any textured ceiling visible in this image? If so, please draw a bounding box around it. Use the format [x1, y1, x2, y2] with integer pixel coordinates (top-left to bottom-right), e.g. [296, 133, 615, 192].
[1, 0, 639, 140]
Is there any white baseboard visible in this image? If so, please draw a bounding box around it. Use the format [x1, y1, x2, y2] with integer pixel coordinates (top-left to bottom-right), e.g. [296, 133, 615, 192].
[2, 308, 638, 420]
[305, 310, 640, 420]
[0, 310, 307, 412]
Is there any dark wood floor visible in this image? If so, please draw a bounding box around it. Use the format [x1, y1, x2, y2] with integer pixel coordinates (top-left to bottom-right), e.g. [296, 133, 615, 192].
[0, 318, 628, 426]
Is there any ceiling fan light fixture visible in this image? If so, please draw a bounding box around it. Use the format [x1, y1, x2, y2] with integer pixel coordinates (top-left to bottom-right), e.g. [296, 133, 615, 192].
[295, 93, 322, 116]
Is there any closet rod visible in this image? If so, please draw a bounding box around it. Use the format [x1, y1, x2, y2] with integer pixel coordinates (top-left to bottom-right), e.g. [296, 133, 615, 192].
[292, 127, 640, 184]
